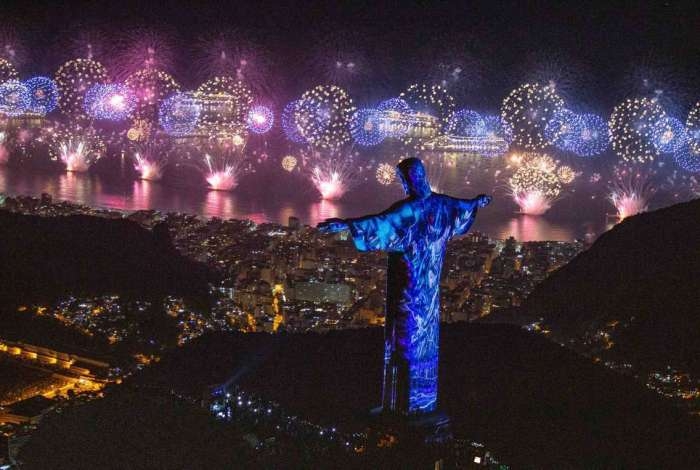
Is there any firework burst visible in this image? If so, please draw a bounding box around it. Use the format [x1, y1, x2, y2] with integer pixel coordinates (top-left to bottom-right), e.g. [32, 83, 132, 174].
[54, 58, 109, 119]
[125, 68, 180, 123]
[246, 105, 274, 134]
[556, 165, 577, 184]
[446, 109, 484, 136]
[49, 124, 106, 172]
[158, 92, 201, 137]
[569, 113, 610, 157]
[651, 116, 687, 154]
[116, 29, 177, 77]
[294, 85, 355, 150]
[609, 97, 666, 163]
[296, 147, 362, 200]
[508, 153, 570, 215]
[0, 80, 30, 117]
[608, 164, 656, 220]
[350, 108, 384, 147]
[0, 58, 18, 83]
[131, 134, 171, 181]
[544, 108, 580, 151]
[196, 76, 254, 134]
[685, 101, 700, 154]
[501, 83, 564, 150]
[399, 83, 455, 146]
[673, 144, 700, 173]
[197, 134, 250, 191]
[0, 130, 8, 164]
[23, 76, 59, 116]
[375, 162, 396, 185]
[281, 155, 297, 172]
[194, 32, 275, 96]
[281, 100, 306, 143]
[84, 83, 137, 121]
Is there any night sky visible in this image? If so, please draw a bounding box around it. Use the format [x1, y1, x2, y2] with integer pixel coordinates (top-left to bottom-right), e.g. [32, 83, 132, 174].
[2, 0, 699, 111]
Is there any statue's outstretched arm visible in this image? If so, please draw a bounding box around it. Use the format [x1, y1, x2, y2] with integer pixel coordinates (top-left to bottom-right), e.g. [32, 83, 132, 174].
[317, 200, 416, 252]
[449, 194, 492, 238]
[316, 218, 350, 234]
[462, 194, 492, 208]
[316, 199, 412, 234]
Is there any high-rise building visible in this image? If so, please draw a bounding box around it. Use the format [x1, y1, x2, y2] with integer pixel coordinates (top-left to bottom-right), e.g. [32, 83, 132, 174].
[288, 216, 301, 230]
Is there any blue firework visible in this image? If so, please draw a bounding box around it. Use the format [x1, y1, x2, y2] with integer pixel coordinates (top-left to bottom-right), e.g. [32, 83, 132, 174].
[482, 114, 513, 142]
[281, 100, 306, 144]
[23, 76, 59, 115]
[158, 92, 201, 137]
[673, 144, 700, 173]
[376, 97, 413, 138]
[652, 116, 687, 154]
[545, 108, 580, 151]
[350, 108, 385, 146]
[377, 97, 412, 115]
[479, 114, 513, 157]
[84, 83, 136, 121]
[446, 109, 484, 136]
[570, 113, 609, 157]
[0, 80, 30, 117]
[247, 105, 274, 134]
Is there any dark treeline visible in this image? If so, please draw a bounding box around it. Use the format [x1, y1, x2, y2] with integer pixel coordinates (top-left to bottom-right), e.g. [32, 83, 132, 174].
[131, 324, 700, 468]
[519, 197, 700, 375]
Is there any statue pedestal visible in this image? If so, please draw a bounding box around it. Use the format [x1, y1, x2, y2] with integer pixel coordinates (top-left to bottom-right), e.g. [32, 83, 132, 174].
[367, 408, 453, 468]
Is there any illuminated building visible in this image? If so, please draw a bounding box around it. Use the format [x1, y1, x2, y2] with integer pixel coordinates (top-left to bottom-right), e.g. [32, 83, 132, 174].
[376, 110, 439, 141]
[292, 281, 352, 305]
[288, 216, 301, 230]
[421, 134, 509, 156]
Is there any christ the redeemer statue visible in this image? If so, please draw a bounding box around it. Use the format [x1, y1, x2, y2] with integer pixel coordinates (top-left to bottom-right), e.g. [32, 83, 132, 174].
[318, 157, 491, 416]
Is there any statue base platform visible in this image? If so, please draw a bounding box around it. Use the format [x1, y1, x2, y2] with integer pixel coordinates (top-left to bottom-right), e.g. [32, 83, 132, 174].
[367, 407, 453, 468]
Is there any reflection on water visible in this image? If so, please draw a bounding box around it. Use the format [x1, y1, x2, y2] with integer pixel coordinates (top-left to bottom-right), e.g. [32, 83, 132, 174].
[498, 215, 573, 242]
[0, 165, 604, 241]
[205, 190, 237, 219]
[309, 199, 340, 222]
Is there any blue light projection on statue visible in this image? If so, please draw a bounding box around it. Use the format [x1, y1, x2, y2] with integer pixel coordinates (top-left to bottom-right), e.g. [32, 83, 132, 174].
[318, 158, 491, 415]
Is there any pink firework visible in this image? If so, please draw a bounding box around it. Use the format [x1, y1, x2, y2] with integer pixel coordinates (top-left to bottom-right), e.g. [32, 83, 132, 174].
[49, 124, 106, 173]
[608, 165, 656, 220]
[115, 29, 177, 78]
[508, 157, 564, 215]
[512, 191, 553, 216]
[59, 140, 91, 172]
[199, 136, 249, 191]
[0, 131, 8, 164]
[297, 145, 362, 201]
[133, 153, 165, 181]
[204, 158, 240, 191]
[307, 152, 364, 201]
[131, 136, 170, 181]
[64, 29, 114, 64]
[193, 32, 274, 96]
[311, 166, 348, 200]
[0, 25, 27, 69]
[609, 192, 648, 221]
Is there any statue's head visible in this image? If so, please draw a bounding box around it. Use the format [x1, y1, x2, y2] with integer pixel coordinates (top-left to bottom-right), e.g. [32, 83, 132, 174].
[397, 157, 432, 199]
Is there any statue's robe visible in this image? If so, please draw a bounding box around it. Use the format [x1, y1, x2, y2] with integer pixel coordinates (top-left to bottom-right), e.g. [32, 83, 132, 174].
[347, 193, 480, 414]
